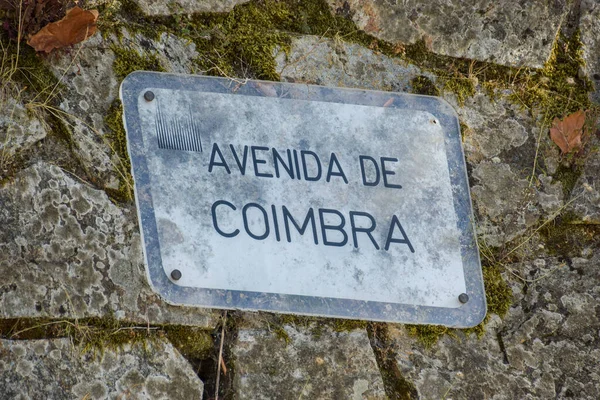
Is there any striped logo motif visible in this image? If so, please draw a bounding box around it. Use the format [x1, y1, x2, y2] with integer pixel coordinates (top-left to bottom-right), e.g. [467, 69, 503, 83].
[155, 102, 203, 152]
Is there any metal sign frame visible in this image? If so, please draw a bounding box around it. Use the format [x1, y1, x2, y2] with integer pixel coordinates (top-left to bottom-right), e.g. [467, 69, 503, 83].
[121, 71, 486, 327]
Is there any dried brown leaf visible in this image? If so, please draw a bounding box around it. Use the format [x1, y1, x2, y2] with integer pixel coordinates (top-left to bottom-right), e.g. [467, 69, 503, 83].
[2, 0, 66, 40]
[549, 110, 586, 154]
[26, 6, 98, 53]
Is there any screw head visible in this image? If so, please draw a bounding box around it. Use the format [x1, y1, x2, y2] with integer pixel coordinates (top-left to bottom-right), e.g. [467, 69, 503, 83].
[144, 91, 155, 102]
[458, 293, 469, 304]
[170, 269, 182, 281]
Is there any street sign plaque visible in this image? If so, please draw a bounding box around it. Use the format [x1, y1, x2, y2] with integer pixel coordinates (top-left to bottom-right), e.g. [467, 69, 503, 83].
[121, 72, 486, 327]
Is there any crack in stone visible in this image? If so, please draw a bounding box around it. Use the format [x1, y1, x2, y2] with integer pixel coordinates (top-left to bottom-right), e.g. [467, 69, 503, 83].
[367, 322, 419, 400]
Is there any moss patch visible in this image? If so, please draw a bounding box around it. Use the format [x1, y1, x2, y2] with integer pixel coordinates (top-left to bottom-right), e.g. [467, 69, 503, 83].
[190, 1, 292, 80]
[553, 162, 584, 199]
[267, 314, 367, 343]
[405, 324, 452, 348]
[508, 31, 591, 125]
[0, 316, 214, 360]
[104, 47, 166, 202]
[464, 264, 513, 337]
[410, 75, 440, 96]
[0, 317, 156, 357]
[111, 46, 166, 80]
[164, 325, 213, 360]
[99, 0, 590, 110]
[368, 323, 418, 400]
[540, 211, 600, 258]
[0, 34, 62, 100]
[406, 263, 512, 346]
[104, 99, 133, 202]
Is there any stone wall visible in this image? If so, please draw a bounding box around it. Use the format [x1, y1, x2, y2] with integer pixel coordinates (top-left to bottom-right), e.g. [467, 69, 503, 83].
[0, 0, 598, 398]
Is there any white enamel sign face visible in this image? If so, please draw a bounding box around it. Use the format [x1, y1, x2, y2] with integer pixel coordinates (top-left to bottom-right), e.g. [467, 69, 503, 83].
[121, 72, 486, 327]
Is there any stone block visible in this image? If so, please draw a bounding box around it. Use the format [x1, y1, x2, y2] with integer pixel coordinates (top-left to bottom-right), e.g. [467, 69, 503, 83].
[328, 0, 568, 68]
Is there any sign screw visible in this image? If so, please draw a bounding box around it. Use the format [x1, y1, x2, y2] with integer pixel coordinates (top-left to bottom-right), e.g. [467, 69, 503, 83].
[458, 293, 469, 304]
[144, 91, 155, 102]
[170, 269, 182, 281]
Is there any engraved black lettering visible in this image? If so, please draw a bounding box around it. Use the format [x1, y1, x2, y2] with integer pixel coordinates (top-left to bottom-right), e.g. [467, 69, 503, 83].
[242, 203, 270, 240]
[349, 211, 379, 249]
[318, 208, 348, 247]
[359, 155, 380, 186]
[208, 143, 231, 174]
[251, 146, 274, 178]
[326, 153, 348, 184]
[380, 157, 402, 189]
[230, 144, 249, 175]
[282, 206, 318, 245]
[271, 204, 281, 242]
[301, 150, 322, 181]
[273, 148, 295, 179]
[293, 149, 301, 180]
[385, 215, 414, 252]
[211, 200, 239, 238]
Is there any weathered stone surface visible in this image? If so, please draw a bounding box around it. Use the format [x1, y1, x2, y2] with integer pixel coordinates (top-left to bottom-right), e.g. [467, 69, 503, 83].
[0, 338, 203, 399]
[0, 162, 217, 326]
[0, 97, 47, 158]
[470, 163, 540, 247]
[443, 90, 566, 247]
[568, 135, 600, 223]
[133, 0, 250, 16]
[456, 93, 533, 162]
[581, 0, 600, 103]
[390, 254, 600, 399]
[46, 35, 121, 190]
[44, 32, 199, 190]
[233, 324, 386, 399]
[0, 2, 597, 397]
[328, 0, 568, 68]
[275, 35, 434, 91]
[118, 30, 200, 75]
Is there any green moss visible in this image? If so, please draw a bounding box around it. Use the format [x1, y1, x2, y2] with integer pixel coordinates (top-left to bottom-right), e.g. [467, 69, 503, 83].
[405, 324, 452, 348]
[407, 264, 512, 345]
[368, 323, 418, 400]
[3, 43, 62, 99]
[459, 120, 471, 142]
[331, 319, 367, 332]
[443, 76, 476, 105]
[100, 0, 398, 81]
[104, 99, 133, 202]
[0, 316, 157, 357]
[0, 318, 55, 340]
[540, 211, 600, 258]
[410, 75, 440, 96]
[164, 325, 213, 359]
[553, 162, 584, 199]
[463, 264, 513, 337]
[103, 0, 590, 107]
[273, 325, 291, 344]
[403, 39, 513, 104]
[74, 316, 157, 357]
[508, 31, 591, 125]
[482, 265, 512, 318]
[1, 30, 65, 105]
[269, 314, 367, 343]
[190, 1, 293, 80]
[104, 46, 166, 201]
[0, 316, 215, 362]
[111, 46, 166, 80]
